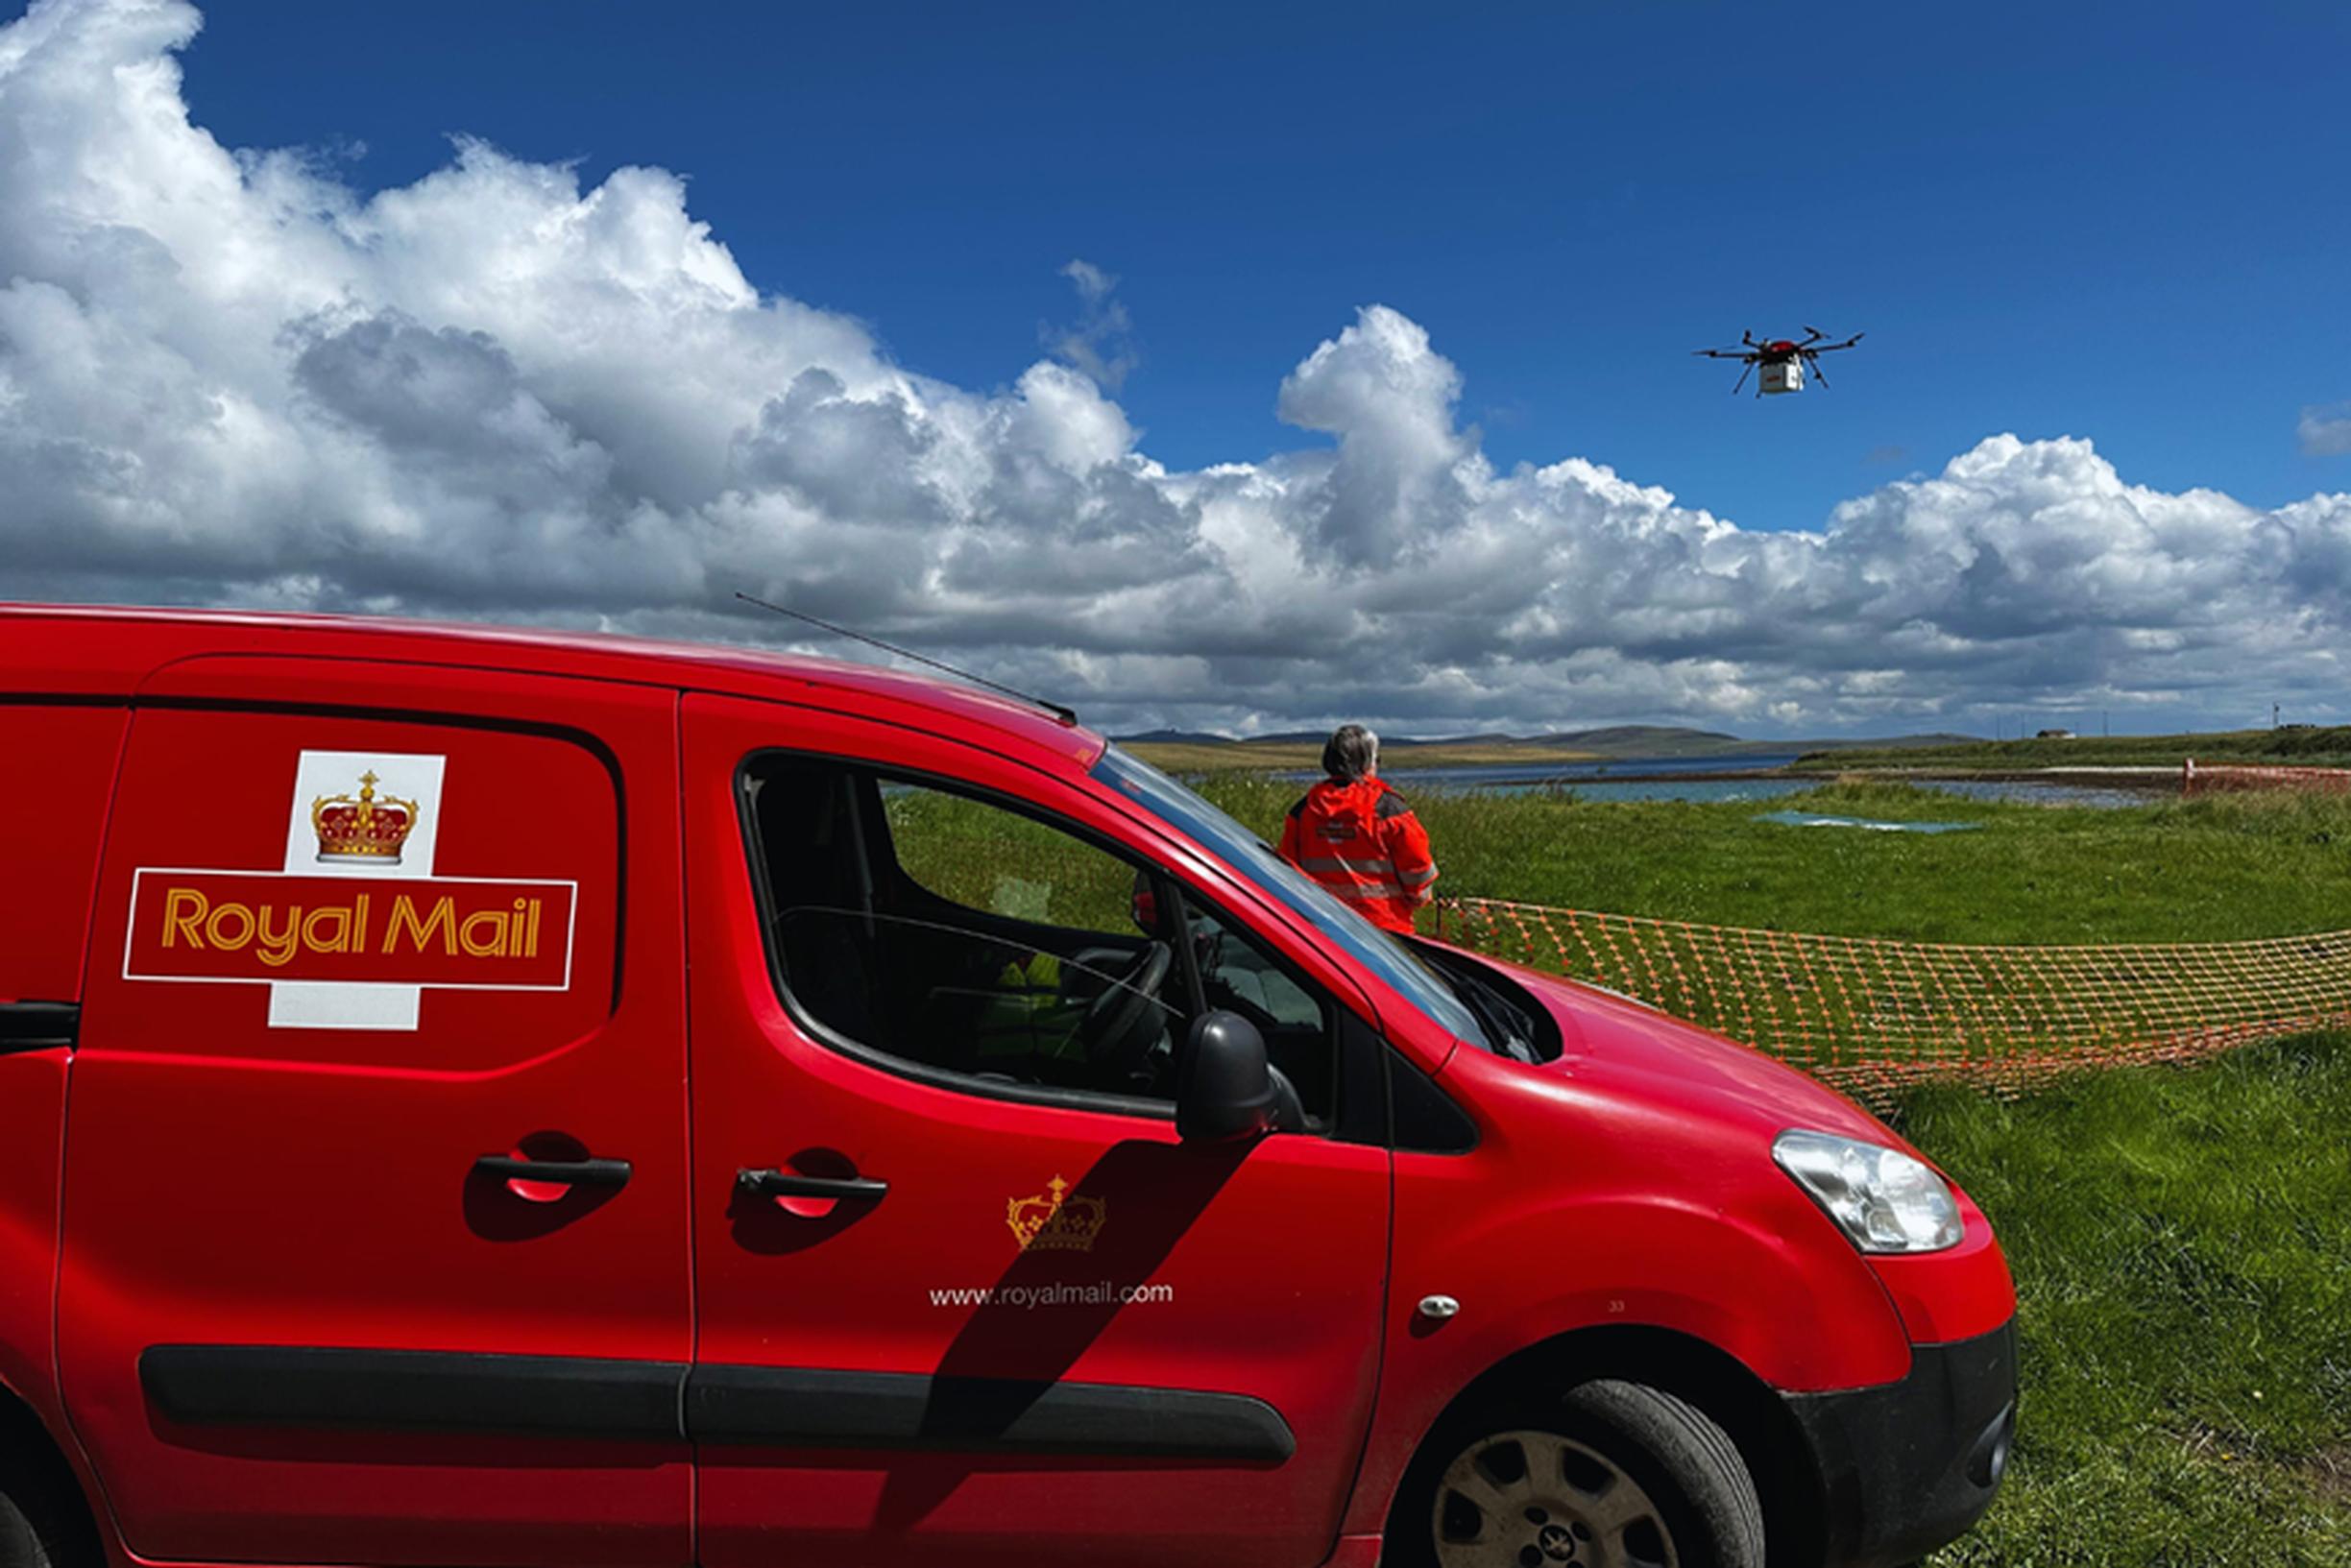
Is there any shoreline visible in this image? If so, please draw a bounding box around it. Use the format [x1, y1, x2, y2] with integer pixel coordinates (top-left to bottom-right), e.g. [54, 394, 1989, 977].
[1788, 765, 2181, 794]
[1373, 763, 2186, 791]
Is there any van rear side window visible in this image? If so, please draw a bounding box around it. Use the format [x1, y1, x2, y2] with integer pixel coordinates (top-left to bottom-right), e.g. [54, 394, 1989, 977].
[84, 709, 618, 1072]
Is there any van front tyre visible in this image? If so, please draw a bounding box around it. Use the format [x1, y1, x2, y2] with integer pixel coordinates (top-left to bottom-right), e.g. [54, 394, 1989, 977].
[1397, 1379, 1765, 1568]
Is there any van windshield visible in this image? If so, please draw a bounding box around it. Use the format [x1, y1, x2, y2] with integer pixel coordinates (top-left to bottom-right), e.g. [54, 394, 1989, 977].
[1091, 745, 1490, 1049]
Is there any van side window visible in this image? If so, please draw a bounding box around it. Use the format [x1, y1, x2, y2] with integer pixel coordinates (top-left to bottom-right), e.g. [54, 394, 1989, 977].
[884, 783, 1138, 938]
[740, 756, 1334, 1123]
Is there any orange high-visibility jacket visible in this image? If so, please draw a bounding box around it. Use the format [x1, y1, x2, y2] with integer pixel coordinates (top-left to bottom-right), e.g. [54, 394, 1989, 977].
[1276, 776, 1438, 934]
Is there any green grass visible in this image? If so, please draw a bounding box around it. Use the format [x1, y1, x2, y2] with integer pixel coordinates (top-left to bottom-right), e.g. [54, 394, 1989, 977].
[1191, 776, 2351, 944]
[1899, 1032, 2351, 1565]
[885, 784, 1140, 934]
[1792, 726, 2351, 773]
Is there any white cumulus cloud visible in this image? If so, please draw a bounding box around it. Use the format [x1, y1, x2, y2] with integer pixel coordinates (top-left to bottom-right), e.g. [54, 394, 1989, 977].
[3, 0, 2348, 737]
[2300, 402, 2351, 459]
[1043, 259, 1136, 392]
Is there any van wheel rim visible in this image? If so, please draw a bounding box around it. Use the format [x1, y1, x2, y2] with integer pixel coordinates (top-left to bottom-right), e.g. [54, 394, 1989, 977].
[1432, 1428, 1677, 1568]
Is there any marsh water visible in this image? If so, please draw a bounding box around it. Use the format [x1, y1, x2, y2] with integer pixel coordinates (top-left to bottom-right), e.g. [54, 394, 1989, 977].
[1283, 755, 2160, 808]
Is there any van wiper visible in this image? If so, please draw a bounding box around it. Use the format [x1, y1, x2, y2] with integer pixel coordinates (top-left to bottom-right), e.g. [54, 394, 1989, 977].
[1478, 991, 1540, 1064]
[1418, 945, 1537, 1063]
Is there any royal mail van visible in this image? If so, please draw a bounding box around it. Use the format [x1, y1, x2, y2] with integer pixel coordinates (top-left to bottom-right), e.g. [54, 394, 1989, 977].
[0, 605, 2014, 1568]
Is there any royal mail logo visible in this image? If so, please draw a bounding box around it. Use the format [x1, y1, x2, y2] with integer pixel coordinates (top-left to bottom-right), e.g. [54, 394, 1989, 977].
[311, 770, 420, 863]
[120, 749, 579, 1030]
[1006, 1175, 1106, 1252]
[125, 870, 575, 989]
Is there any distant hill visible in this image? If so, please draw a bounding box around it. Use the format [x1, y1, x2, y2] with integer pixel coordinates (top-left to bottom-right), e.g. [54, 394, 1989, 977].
[1524, 725, 1983, 758]
[1119, 728, 1331, 746]
[1116, 723, 1983, 760]
[1116, 729, 1234, 746]
[1532, 725, 1741, 757]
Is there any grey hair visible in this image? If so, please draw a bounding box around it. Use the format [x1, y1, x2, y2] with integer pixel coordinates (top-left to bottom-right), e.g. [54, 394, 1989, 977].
[1322, 723, 1379, 782]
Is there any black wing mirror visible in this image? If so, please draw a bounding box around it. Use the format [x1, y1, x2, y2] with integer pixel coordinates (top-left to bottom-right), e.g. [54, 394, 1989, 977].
[1177, 1010, 1284, 1143]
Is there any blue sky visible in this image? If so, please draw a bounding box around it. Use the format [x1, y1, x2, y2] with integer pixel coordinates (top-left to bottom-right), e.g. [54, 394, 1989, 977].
[170, 0, 2350, 532]
[4, 0, 2347, 737]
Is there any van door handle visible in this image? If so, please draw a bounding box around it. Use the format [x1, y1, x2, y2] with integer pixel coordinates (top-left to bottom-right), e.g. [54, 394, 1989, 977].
[474, 1155, 634, 1188]
[737, 1168, 888, 1201]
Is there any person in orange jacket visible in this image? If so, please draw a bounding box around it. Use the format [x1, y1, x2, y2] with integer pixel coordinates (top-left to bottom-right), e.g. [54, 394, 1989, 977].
[1276, 724, 1438, 935]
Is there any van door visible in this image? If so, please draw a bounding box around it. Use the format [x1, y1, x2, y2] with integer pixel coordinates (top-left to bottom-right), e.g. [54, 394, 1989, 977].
[682, 693, 1391, 1568]
[59, 663, 692, 1567]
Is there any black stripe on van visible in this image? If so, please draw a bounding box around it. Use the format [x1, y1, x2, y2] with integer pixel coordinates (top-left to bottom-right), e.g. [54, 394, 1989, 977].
[140, 1346, 689, 1442]
[138, 1346, 1295, 1461]
[0, 1002, 78, 1053]
[689, 1365, 1297, 1461]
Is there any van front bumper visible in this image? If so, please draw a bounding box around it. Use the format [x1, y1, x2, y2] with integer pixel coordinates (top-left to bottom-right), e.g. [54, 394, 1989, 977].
[1781, 1318, 2017, 1568]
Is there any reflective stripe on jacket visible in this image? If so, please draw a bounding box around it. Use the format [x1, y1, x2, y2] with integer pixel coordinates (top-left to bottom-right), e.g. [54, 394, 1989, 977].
[1276, 776, 1437, 935]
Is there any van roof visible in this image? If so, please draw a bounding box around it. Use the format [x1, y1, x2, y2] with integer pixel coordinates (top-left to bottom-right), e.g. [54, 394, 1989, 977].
[0, 602, 1105, 767]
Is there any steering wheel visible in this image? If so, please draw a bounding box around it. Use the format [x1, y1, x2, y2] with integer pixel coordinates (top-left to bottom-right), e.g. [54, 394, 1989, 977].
[1076, 941, 1174, 1075]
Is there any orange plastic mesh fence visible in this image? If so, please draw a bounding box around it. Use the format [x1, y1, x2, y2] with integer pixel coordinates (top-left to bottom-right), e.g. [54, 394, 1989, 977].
[1435, 898, 2351, 1107]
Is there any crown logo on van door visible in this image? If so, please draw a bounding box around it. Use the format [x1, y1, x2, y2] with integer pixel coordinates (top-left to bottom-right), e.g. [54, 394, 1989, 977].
[310, 771, 421, 863]
[1006, 1176, 1105, 1252]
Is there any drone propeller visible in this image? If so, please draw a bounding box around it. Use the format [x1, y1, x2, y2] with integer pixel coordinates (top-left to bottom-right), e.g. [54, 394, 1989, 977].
[1693, 347, 1754, 359]
[1800, 326, 1826, 345]
[1811, 331, 1865, 353]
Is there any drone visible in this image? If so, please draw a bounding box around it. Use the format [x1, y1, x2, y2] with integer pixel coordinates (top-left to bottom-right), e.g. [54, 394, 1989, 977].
[1693, 326, 1865, 397]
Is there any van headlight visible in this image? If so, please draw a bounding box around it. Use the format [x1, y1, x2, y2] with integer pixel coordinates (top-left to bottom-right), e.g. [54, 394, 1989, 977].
[1773, 1130, 1964, 1253]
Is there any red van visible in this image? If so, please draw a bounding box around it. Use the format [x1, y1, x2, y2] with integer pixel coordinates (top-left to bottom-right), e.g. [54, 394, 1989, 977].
[0, 605, 2014, 1568]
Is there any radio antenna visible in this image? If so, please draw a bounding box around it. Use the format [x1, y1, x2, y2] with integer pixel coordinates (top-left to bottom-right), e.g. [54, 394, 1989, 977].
[734, 591, 1079, 727]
